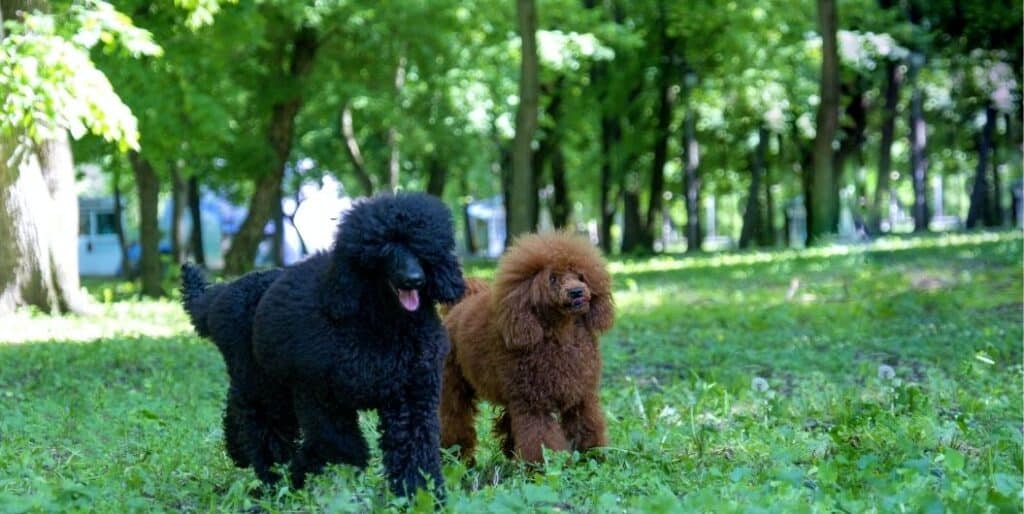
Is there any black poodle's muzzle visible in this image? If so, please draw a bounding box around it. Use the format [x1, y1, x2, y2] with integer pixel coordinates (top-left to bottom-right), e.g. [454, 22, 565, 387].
[387, 246, 425, 312]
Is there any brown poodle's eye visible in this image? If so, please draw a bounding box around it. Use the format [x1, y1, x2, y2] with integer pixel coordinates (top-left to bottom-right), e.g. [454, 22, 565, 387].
[577, 273, 586, 283]
[548, 274, 558, 286]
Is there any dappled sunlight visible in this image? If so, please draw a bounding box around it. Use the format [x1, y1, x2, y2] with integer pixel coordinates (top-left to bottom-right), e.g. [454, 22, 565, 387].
[2, 301, 191, 344]
[607, 231, 1020, 276]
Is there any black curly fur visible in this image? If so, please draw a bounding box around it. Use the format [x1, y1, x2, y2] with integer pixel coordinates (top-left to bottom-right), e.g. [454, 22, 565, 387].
[181, 193, 464, 499]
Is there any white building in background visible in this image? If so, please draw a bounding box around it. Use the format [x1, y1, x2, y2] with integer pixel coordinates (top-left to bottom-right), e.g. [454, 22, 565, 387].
[79, 197, 123, 276]
[465, 196, 506, 257]
[78, 176, 353, 276]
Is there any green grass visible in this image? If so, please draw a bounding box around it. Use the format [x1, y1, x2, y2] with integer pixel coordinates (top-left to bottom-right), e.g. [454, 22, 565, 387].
[1, 232, 1021, 513]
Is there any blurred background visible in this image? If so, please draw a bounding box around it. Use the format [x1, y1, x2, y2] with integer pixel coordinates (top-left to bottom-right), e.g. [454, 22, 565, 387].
[0, 0, 1020, 312]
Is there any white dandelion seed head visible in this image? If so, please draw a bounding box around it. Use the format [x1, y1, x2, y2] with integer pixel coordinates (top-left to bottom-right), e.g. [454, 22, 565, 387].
[751, 376, 770, 392]
[878, 364, 896, 380]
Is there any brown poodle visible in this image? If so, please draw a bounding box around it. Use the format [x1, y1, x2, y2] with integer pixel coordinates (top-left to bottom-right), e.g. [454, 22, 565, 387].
[440, 231, 614, 464]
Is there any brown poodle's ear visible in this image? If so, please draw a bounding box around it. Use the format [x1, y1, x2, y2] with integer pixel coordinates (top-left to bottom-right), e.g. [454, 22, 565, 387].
[584, 293, 615, 333]
[496, 276, 545, 350]
[580, 263, 614, 334]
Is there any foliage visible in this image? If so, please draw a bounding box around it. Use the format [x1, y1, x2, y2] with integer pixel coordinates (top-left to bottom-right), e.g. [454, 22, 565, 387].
[0, 0, 160, 150]
[1, 232, 1019, 512]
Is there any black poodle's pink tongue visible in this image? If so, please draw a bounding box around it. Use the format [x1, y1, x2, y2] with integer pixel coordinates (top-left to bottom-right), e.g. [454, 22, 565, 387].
[398, 289, 420, 311]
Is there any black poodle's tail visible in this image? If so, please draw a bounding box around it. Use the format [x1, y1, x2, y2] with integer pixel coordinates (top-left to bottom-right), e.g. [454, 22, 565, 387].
[181, 263, 212, 337]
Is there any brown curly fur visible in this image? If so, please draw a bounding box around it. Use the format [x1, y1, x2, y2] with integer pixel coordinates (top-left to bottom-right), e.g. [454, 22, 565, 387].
[440, 231, 614, 464]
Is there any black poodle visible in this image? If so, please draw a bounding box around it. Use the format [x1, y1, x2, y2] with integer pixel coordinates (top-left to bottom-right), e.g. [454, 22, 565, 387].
[181, 193, 465, 498]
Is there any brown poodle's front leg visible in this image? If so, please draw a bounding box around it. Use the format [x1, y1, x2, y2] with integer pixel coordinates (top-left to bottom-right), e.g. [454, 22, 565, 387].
[507, 402, 569, 463]
[439, 355, 479, 464]
[561, 393, 608, 452]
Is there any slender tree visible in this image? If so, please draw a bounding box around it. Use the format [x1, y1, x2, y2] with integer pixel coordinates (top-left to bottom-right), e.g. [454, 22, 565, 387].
[906, 53, 929, 232]
[508, 0, 540, 242]
[966, 105, 997, 228]
[739, 126, 771, 248]
[808, 0, 840, 244]
[870, 59, 902, 233]
[128, 152, 163, 297]
[224, 26, 319, 274]
[339, 102, 377, 195]
[681, 95, 702, 253]
[188, 175, 206, 267]
[643, 10, 677, 252]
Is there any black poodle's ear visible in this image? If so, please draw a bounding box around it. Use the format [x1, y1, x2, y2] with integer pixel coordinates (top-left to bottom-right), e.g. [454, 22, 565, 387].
[427, 253, 466, 304]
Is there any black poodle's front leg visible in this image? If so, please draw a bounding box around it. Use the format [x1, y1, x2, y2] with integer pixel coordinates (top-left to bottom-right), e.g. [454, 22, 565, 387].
[377, 373, 445, 500]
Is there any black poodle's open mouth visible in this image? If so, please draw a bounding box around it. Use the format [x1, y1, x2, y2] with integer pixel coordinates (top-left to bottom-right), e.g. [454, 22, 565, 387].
[390, 283, 421, 312]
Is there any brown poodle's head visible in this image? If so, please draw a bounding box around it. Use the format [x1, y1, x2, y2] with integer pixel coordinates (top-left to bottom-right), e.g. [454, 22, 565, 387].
[493, 231, 614, 350]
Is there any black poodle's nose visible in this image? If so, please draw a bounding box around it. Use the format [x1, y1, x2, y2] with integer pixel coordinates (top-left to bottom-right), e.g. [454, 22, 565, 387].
[568, 287, 585, 299]
[389, 247, 426, 290]
[395, 268, 425, 290]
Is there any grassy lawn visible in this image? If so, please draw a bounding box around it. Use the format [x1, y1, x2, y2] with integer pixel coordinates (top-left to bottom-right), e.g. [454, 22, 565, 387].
[1, 232, 1020, 513]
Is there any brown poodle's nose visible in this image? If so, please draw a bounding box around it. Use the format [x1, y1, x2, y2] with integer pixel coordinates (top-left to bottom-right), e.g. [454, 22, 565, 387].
[568, 287, 585, 299]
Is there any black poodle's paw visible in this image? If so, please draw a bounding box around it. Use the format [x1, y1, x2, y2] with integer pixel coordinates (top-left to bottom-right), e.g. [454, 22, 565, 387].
[253, 466, 283, 489]
[265, 435, 294, 464]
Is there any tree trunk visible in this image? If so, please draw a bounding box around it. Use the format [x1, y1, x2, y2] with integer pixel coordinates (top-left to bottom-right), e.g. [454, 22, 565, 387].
[644, 32, 676, 251]
[621, 189, 644, 254]
[387, 56, 407, 191]
[224, 27, 318, 274]
[834, 79, 868, 234]
[129, 152, 163, 297]
[550, 140, 570, 228]
[544, 78, 571, 229]
[740, 127, 770, 249]
[169, 163, 185, 265]
[0, 130, 93, 314]
[0, 0, 93, 315]
[508, 0, 540, 242]
[459, 173, 477, 254]
[598, 113, 619, 254]
[496, 137, 513, 248]
[907, 55, 929, 233]
[272, 200, 285, 267]
[681, 103, 702, 253]
[809, 0, 840, 245]
[111, 163, 134, 278]
[870, 59, 901, 233]
[426, 156, 446, 198]
[989, 114, 1003, 226]
[462, 203, 477, 254]
[339, 102, 375, 195]
[531, 133, 546, 230]
[967, 105, 997, 228]
[584, 0, 615, 253]
[764, 132, 776, 246]
[188, 175, 205, 266]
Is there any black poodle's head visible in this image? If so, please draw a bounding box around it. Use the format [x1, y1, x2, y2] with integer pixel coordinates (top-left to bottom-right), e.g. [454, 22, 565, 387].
[329, 193, 466, 315]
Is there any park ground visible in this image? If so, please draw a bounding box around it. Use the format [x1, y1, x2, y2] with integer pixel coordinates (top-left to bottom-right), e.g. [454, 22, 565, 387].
[0, 232, 1021, 513]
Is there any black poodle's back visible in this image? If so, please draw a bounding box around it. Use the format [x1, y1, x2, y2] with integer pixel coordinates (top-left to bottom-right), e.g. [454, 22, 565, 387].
[181, 264, 298, 480]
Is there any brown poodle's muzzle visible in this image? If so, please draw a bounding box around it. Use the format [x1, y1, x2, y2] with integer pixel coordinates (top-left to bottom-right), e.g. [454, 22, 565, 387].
[559, 278, 591, 314]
